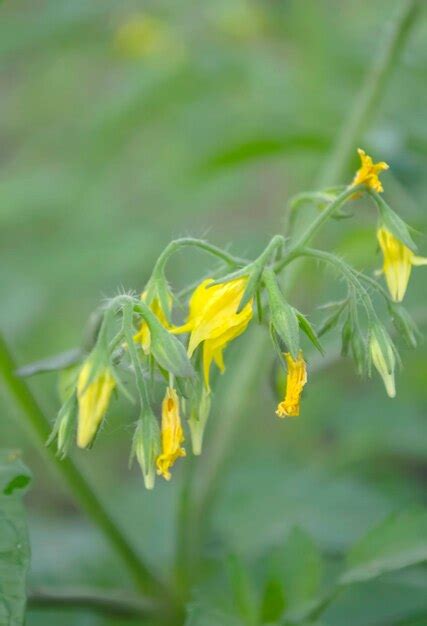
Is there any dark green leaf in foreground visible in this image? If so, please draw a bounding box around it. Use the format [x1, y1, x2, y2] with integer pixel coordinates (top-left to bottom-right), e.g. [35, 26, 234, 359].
[341, 508, 427, 584]
[280, 527, 323, 617]
[0, 451, 31, 626]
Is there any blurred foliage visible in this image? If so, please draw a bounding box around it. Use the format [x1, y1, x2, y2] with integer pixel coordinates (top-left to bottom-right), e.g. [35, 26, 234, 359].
[0, 452, 31, 625]
[0, 0, 426, 624]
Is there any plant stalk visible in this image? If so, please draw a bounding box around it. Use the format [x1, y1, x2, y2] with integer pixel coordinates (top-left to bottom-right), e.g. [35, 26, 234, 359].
[0, 334, 171, 605]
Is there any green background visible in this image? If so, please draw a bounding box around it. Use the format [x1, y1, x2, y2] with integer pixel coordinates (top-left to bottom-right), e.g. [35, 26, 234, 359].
[0, 0, 426, 624]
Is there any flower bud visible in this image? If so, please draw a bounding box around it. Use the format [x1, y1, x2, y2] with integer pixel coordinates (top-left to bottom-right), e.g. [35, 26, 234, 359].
[369, 324, 396, 398]
[188, 385, 211, 455]
[132, 413, 160, 490]
[264, 268, 299, 359]
[76, 358, 116, 448]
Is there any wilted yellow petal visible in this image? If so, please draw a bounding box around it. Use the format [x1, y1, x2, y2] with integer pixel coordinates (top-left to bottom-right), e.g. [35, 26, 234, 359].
[156, 387, 186, 480]
[352, 148, 389, 193]
[276, 351, 307, 418]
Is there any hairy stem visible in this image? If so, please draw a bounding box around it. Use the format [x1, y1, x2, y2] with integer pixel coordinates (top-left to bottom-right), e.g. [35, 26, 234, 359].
[0, 334, 170, 604]
[318, 0, 420, 187]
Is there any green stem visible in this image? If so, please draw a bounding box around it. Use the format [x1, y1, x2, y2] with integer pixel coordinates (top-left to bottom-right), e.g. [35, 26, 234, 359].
[318, 0, 420, 187]
[276, 185, 363, 272]
[27, 586, 158, 619]
[154, 237, 247, 274]
[0, 334, 169, 603]
[186, 0, 419, 569]
[296, 247, 377, 321]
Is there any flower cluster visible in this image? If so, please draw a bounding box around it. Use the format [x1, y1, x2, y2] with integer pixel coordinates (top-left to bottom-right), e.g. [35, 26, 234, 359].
[26, 149, 424, 489]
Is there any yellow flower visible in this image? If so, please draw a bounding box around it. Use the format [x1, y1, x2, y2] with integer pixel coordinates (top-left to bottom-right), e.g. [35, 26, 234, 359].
[156, 387, 186, 480]
[276, 351, 307, 418]
[377, 227, 427, 302]
[77, 360, 115, 448]
[174, 278, 253, 388]
[134, 293, 170, 354]
[369, 331, 396, 398]
[114, 14, 185, 62]
[352, 148, 389, 193]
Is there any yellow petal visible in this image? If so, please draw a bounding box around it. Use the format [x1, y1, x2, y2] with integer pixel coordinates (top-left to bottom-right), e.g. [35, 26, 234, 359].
[276, 351, 307, 418]
[377, 227, 415, 302]
[156, 387, 186, 480]
[77, 361, 115, 448]
[352, 148, 389, 193]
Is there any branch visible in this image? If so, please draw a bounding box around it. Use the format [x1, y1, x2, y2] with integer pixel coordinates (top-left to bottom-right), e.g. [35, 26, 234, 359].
[27, 586, 158, 619]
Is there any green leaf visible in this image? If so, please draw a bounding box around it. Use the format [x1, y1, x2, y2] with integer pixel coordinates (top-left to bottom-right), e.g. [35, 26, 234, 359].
[0, 452, 31, 626]
[296, 313, 324, 355]
[0, 453, 32, 496]
[198, 133, 328, 175]
[185, 602, 244, 626]
[280, 527, 323, 616]
[260, 574, 286, 623]
[227, 554, 258, 626]
[341, 509, 427, 584]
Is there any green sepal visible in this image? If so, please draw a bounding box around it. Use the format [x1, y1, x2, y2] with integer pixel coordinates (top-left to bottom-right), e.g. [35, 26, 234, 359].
[371, 191, 417, 252]
[351, 328, 367, 377]
[46, 393, 77, 459]
[237, 263, 263, 312]
[130, 412, 160, 490]
[388, 303, 419, 348]
[144, 271, 173, 324]
[136, 302, 194, 378]
[188, 381, 211, 455]
[317, 300, 348, 338]
[296, 311, 323, 355]
[269, 323, 286, 366]
[341, 313, 353, 357]
[264, 268, 299, 359]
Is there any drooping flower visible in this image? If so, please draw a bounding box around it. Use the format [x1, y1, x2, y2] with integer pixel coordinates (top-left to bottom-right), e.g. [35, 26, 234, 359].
[134, 293, 171, 354]
[76, 360, 116, 448]
[174, 278, 253, 388]
[276, 351, 307, 418]
[377, 227, 427, 302]
[369, 326, 396, 398]
[352, 148, 389, 193]
[156, 387, 186, 480]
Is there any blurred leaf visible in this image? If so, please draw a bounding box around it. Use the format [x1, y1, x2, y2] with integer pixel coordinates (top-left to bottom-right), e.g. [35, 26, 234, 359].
[227, 554, 258, 626]
[260, 575, 286, 624]
[280, 527, 322, 617]
[185, 601, 244, 626]
[341, 509, 427, 585]
[0, 451, 31, 626]
[199, 133, 329, 174]
[0, 452, 32, 496]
